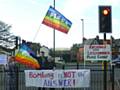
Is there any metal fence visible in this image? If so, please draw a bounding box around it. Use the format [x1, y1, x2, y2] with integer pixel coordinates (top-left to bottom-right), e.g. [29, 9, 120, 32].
[0, 63, 120, 90]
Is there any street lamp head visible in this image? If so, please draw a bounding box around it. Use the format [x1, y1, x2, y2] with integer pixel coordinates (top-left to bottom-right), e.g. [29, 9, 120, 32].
[81, 19, 84, 21]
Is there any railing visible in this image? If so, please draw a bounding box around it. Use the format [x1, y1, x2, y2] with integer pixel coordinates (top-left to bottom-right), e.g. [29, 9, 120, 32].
[0, 64, 120, 90]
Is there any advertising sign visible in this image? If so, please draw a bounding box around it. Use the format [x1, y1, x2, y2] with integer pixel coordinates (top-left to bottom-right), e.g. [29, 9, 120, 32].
[84, 45, 111, 61]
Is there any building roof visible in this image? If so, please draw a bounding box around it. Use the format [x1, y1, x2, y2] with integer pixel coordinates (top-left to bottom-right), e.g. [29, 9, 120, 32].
[84, 38, 99, 45]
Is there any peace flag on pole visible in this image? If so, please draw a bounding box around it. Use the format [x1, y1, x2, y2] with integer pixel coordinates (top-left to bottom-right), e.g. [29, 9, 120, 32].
[42, 6, 72, 34]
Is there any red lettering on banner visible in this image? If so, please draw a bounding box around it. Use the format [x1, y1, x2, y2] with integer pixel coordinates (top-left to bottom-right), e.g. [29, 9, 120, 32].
[29, 72, 54, 79]
[64, 71, 75, 78]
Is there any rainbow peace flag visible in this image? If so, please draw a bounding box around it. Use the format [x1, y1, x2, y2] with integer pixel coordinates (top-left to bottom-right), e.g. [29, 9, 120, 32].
[15, 44, 40, 69]
[42, 6, 72, 34]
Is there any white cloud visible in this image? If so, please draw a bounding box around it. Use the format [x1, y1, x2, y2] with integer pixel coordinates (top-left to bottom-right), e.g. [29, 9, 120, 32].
[27, 0, 39, 5]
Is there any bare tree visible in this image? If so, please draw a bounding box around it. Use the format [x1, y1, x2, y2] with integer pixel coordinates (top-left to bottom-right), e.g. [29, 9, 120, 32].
[0, 21, 16, 50]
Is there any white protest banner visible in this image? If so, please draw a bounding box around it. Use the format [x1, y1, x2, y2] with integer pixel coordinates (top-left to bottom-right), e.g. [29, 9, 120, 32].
[25, 69, 90, 88]
[84, 45, 111, 61]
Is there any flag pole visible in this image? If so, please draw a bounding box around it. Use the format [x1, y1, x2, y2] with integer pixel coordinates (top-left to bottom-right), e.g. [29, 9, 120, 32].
[53, 0, 55, 62]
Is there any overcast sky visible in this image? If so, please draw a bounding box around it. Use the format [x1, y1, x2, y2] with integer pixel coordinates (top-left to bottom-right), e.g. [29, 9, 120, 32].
[0, 0, 120, 48]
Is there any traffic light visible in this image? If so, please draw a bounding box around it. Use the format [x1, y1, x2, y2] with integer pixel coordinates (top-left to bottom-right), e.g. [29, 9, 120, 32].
[99, 6, 112, 33]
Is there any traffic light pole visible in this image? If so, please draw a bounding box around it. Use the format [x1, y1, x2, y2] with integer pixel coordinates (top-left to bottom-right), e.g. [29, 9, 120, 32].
[112, 64, 115, 90]
[103, 33, 107, 90]
[99, 6, 112, 90]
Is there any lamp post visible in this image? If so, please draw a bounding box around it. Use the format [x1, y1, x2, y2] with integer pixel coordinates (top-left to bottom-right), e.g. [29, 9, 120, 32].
[81, 19, 84, 43]
[81, 19, 85, 70]
[77, 19, 84, 69]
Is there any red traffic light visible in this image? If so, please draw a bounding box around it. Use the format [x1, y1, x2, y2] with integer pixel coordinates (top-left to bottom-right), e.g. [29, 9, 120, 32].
[99, 6, 112, 33]
[102, 8, 110, 16]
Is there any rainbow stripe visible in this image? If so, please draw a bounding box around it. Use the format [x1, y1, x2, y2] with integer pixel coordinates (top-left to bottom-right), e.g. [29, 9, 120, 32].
[42, 6, 72, 34]
[15, 44, 40, 69]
